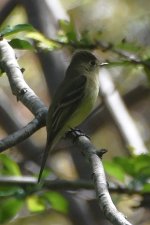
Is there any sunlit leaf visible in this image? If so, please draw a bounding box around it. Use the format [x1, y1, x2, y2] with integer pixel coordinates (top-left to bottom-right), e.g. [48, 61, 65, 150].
[27, 31, 60, 50]
[27, 195, 45, 212]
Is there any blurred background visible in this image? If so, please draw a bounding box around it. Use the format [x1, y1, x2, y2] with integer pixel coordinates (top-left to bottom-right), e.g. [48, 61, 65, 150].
[0, 0, 150, 224]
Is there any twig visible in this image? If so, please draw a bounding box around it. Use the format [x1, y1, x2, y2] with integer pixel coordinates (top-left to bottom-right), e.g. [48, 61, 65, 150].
[0, 176, 148, 196]
[0, 114, 46, 152]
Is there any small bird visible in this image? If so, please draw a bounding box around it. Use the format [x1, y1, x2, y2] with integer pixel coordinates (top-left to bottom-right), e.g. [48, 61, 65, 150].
[38, 50, 100, 182]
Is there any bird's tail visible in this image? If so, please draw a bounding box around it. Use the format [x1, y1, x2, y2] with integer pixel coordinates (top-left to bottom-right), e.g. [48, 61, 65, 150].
[38, 141, 51, 183]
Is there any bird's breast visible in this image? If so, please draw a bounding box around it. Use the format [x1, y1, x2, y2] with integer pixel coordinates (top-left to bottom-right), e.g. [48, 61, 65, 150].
[66, 74, 99, 128]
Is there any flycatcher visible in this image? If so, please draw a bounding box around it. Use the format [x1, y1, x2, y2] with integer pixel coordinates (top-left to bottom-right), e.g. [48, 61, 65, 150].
[38, 50, 100, 182]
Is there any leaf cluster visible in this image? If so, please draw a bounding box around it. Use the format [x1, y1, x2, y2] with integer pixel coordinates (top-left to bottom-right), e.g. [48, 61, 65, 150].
[0, 155, 68, 224]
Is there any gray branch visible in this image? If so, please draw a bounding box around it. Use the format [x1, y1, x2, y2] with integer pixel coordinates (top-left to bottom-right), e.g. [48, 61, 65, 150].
[69, 134, 133, 225]
[0, 133, 133, 224]
[99, 68, 148, 154]
[0, 38, 47, 115]
[0, 176, 148, 196]
[0, 38, 47, 151]
[0, 115, 45, 152]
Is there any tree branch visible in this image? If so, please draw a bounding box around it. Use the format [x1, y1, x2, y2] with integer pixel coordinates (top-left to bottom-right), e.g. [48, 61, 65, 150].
[0, 38, 47, 151]
[1, 129, 134, 225]
[0, 90, 43, 158]
[0, 114, 46, 152]
[0, 176, 148, 196]
[0, 38, 47, 116]
[66, 133, 132, 225]
[99, 68, 148, 154]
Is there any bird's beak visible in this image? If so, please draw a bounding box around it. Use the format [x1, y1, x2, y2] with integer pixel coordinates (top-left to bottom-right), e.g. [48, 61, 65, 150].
[99, 62, 109, 67]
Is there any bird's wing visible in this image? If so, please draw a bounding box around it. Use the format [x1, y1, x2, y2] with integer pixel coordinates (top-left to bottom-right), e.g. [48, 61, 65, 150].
[38, 75, 87, 182]
[46, 75, 87, 142]
[50, 75, 87, 136]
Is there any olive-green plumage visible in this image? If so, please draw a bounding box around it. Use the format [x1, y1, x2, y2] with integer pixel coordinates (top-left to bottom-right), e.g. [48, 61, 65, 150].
[38, 50, 100, 182]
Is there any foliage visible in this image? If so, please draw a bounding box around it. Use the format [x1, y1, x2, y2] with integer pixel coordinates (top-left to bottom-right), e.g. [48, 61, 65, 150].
[1, 22, 150, 83]
[104, 154, 150, 191]
[0, 153, 149, 223]
[0, 155, 68, 224]
[0, 155, 21, 176]
[0, 197, 23, 224]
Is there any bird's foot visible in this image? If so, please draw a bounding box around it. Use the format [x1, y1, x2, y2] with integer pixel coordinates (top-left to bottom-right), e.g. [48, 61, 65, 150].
[65, 128, 90, 143]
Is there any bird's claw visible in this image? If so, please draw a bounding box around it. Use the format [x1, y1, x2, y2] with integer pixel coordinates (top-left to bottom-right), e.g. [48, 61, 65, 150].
[65, 128, 90, 143]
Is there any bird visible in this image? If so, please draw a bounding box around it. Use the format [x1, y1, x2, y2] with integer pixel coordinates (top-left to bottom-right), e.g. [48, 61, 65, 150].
[38, 50, 100, 182]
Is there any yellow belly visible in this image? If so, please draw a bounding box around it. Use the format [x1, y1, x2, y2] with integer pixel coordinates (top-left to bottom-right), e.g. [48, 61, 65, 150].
[66, 77, 99, 129]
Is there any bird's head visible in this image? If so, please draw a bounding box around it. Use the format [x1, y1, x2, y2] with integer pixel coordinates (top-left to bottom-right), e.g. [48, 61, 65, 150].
[67, 50, 100, 77]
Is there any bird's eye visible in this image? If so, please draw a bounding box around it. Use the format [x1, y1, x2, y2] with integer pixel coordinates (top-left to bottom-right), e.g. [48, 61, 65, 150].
[89, 60, 96, 66]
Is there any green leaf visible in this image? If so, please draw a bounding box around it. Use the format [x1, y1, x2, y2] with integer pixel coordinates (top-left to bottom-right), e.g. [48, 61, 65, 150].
[114, 155, 150, 179]
[130, 154, 150, 180]
[105, 154, 150, 187]
[112, 157, 135, 177]
[0, 24, 35, 37]
[103, 161, 126, 182]
[44, 191, 69, 214]
[104, 154, 150, 185]
[0, 154, 21, 176]
[0, 197, 23, 224]
[9, 38, 34, 50]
